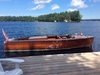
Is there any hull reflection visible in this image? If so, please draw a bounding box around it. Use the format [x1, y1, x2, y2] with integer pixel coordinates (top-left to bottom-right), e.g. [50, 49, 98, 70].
[5, 47, 93, 57]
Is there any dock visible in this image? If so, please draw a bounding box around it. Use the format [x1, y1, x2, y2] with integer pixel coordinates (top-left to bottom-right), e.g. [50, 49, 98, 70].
[3, 52, 100, 75]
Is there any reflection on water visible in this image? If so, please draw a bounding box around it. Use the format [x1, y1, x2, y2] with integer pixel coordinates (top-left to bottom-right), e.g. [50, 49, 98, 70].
[29, 47, 93, 56]
[5, 47, 93, 57]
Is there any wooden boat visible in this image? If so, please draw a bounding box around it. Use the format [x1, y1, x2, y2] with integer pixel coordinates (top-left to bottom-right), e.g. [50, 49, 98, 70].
[2, 29, 94, 57]
[4, 34, 94, 50]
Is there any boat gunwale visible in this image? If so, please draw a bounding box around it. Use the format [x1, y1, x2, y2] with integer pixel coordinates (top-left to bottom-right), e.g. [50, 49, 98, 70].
[5, 36, 94, 43]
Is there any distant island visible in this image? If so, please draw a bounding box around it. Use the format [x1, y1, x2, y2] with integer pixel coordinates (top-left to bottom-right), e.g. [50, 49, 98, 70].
[0, 11, 82, 22]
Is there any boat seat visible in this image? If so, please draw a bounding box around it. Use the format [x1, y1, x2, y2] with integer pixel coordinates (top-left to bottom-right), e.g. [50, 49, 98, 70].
[0, 58, 24, 75]
[29, 36, 47, 39]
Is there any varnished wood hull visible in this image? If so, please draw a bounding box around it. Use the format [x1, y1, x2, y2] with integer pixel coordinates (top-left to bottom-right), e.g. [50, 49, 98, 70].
[4, 36, 94, 53]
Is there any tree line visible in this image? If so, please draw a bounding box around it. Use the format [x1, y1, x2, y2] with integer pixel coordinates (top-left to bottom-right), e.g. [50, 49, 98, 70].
[0, 11, 82, 22]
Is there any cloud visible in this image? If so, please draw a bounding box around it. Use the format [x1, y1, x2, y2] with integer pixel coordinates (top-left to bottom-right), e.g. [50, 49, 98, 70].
[89, 0, 100, 2]
[93, 0, 100, 2]
[67, 8, 77, 12]
[70, 0, 88, 9]
[30, 0, 52, 11]
[51, 4, 60, 10]
[33, 0, 52, 4]
[30, 4, 45, 10]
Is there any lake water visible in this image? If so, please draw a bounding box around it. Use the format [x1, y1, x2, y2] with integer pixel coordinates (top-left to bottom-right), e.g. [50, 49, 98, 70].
[0, 21, 100, 57]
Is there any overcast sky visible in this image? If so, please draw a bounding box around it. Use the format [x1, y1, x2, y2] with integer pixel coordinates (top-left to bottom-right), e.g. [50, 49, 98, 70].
[0, 0, 100, 19]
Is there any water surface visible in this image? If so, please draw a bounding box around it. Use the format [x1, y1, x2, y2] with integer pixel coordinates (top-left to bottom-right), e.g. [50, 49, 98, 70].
[0, 21, 100, 57]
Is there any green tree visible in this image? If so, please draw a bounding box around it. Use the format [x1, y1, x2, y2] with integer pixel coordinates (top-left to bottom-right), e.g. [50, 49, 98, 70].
[0, 11, 82, 22]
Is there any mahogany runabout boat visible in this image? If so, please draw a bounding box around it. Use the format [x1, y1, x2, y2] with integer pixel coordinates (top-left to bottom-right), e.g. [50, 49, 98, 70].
[2, 29, 94, 57]
[4, 35, 94, 51]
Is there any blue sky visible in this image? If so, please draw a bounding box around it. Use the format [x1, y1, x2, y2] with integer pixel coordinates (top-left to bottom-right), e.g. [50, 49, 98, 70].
[0, 0, 100, 19]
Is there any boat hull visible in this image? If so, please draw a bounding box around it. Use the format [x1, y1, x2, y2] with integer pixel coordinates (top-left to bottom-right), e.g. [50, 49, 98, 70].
[4, 36, 94, 54]
[4, 47, 93, 57]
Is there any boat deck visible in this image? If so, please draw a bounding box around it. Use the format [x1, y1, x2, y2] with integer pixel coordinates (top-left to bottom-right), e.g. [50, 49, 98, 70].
[3, 52, 100, 75]
[19, 35, 92, 40]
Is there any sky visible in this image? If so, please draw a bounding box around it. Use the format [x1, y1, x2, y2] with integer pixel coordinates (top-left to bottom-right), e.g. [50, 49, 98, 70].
[0, 0, 100, 19]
